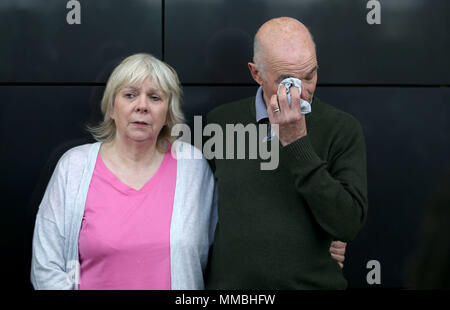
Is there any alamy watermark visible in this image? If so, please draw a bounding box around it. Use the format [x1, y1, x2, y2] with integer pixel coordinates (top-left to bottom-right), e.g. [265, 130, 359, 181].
[66, 0, 81, 25]
[366, 259, 381, 285]
[66, 1, 380, 26]
[171, 116, 280, 171]
[366, 0, 381, 25]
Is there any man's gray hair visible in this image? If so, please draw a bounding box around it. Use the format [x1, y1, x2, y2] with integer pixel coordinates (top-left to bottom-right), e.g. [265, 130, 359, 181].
[252, 34, 265, 75]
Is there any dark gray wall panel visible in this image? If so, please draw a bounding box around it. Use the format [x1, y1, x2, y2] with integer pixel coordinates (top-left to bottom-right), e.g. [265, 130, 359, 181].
[0, 0, 162, 83]
[0, 85, 97, 213]
[182, 86, 256, 127]
[166, 0, 450, 85]
[315, 86, 450, 287]
[182, 85, 450, 287]
[1, 86, 100, 185]
[0, 86, 100, 288]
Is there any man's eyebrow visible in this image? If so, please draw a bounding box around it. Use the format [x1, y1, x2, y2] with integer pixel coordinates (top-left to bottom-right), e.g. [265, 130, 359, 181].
[308, 65, 318, 75]
[278, 74, 292, 81]
[277, 65, 318, 81]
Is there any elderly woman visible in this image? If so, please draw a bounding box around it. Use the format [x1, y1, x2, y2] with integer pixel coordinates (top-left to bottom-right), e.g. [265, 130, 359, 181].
[31, 53, 217, 290]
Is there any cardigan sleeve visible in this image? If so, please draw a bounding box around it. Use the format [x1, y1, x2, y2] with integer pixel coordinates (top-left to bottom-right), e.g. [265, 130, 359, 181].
[31, 154, 74, 290]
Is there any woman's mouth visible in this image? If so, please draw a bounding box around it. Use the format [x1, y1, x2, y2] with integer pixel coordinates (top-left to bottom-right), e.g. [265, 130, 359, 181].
[132, 121, 149, 127]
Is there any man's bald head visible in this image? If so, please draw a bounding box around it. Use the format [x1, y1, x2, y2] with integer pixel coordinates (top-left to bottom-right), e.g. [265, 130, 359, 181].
[248, 17, 318, 107]
[253, 17, 316, 75]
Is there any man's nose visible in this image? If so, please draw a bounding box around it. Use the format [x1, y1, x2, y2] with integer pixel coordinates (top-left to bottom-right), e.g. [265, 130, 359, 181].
[290, 85, 308, 101]
[300, 87, 310, 101]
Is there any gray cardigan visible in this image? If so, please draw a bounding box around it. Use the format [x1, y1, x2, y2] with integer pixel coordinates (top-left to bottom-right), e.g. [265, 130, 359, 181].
[31, 141, 217, 290]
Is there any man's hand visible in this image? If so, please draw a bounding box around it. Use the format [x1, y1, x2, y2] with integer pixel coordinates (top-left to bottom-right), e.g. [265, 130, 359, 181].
[330, 241, 346, 269]
[267, 86, 307, 146]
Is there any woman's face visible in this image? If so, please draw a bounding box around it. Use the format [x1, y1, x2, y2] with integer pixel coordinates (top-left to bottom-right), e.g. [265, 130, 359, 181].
[111, 78, 169, 144]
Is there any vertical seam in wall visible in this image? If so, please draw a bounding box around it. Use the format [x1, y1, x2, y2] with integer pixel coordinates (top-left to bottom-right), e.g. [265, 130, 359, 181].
[162, 0, 165, 61]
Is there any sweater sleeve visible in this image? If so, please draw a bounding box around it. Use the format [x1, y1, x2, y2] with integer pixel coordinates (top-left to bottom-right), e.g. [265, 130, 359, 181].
[31, 155, 74, 290]
[280, 119, 368, 242]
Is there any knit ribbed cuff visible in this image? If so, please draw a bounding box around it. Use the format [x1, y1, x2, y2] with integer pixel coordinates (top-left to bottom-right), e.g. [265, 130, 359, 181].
[281, 135, 317, 161]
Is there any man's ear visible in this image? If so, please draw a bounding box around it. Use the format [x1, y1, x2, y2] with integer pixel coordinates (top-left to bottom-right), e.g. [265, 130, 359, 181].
[248, 62, 264, 86]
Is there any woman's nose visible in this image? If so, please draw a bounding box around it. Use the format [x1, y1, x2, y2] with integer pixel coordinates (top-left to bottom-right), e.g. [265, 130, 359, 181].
[135, 95, 149, 113]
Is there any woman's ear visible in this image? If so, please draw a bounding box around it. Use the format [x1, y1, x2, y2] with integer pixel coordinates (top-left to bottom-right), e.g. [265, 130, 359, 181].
[248, 62, 264, 86]
[162, 110, 168, 126]
[109, 99, 115, 120]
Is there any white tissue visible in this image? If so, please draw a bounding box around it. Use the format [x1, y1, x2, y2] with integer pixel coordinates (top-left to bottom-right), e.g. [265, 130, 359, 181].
[276, 77, 312, 114]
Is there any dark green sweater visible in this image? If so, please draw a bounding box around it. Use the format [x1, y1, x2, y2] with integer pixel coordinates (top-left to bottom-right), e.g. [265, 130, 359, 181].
[204, 95, 368, 289]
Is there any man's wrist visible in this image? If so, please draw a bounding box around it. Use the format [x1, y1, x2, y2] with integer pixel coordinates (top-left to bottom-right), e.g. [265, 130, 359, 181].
[281, 134, 317, 161]
[280, 130, 307, 146]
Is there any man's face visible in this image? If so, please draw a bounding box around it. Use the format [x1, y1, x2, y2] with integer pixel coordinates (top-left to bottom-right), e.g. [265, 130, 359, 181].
[251, 45, 318, 107]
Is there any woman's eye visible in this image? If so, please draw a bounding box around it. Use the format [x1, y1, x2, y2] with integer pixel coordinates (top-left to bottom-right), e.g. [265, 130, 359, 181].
[151, 96, 161, 101]
[125, 93, 135, 99]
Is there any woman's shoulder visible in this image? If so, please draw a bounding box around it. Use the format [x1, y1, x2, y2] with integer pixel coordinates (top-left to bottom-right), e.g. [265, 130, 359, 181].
[56, 142, 100, 172]
[171, 141, 212, 174]
[172, 140, 203, 159]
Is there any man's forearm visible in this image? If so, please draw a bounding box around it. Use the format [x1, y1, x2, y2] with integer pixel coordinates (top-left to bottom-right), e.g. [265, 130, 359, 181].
[280, 134, 368, 242]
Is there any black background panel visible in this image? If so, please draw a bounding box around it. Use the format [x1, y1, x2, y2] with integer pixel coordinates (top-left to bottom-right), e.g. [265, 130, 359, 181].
[0, 0, 162, 83]
[0, 85, 99, 289]
[166, 0, 450, 85]
[315, 86, 450, 287]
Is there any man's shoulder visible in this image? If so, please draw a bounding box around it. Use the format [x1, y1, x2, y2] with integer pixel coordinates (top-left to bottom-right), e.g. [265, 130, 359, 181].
[206, 96, 255, 124]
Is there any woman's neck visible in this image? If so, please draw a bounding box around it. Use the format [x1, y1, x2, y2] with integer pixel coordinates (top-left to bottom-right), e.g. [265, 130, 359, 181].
[102, 136, 163, 171]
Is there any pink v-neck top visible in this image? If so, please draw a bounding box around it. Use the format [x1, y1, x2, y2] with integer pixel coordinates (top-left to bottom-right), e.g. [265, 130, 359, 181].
[78, 150, 177, 290]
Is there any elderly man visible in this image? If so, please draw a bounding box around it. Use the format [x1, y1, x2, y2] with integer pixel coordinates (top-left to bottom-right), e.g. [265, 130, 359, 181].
[204, 17, 368, 289]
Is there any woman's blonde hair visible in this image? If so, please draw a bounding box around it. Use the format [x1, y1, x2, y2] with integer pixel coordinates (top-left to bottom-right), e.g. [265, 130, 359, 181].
[87, 53, 184, 152]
